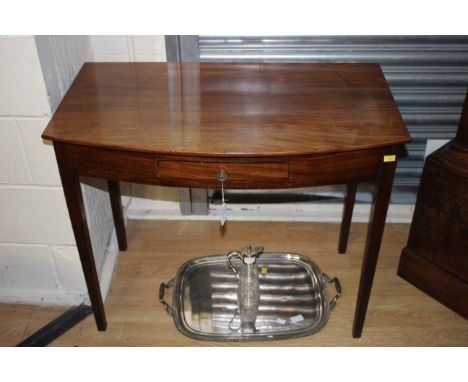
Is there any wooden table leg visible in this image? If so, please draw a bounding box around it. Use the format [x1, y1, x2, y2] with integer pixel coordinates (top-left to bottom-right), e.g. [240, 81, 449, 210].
[107, 180, 127, 251]
[54, 143, 107, 331]
[338, 183, 357, 254]
[352, 155, 397, 338]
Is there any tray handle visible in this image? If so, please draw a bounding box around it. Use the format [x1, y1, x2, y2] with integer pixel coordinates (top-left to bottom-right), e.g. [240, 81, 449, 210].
[159, 278, 174, 315]
[322, 273, 341, 311]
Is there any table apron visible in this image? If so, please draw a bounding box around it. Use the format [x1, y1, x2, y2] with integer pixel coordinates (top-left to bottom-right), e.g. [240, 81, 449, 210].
[61, 143, 383, 189]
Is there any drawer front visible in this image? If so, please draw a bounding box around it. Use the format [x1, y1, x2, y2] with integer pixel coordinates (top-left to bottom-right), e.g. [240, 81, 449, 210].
[62, 143, 387, 189]
[157, 160, 290, 182]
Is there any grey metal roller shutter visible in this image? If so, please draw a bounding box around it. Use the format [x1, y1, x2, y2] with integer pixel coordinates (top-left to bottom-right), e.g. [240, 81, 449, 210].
[199, 36, 468, 196]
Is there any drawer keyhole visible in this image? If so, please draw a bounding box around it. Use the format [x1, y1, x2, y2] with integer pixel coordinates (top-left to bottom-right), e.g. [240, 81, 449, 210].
[216, 170, 228, 183]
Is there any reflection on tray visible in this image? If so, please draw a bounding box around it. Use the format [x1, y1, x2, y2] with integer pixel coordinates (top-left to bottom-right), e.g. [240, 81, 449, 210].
[183, 261, 322, 335]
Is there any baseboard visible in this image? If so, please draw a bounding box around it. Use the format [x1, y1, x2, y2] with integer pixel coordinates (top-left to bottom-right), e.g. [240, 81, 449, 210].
[127, 200, 415, 223]
[0, 289, 88, 306]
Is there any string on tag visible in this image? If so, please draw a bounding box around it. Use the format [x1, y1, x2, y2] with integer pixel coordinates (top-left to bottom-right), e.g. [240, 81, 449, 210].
[220, 180, 227, 226]
[221, 179, 225, 204]
[217, 170, 228, 227]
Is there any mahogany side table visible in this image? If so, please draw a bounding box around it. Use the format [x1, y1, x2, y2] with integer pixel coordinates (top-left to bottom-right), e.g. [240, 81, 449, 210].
[42, 62, 410, 338]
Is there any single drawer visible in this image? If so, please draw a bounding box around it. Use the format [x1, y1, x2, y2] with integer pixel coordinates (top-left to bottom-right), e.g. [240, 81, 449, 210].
[157, 160, 289, 182]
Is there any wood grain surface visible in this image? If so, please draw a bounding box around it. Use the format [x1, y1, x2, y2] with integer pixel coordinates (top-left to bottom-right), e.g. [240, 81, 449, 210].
[398, 90, 468, 318]
[42, 63, 410, 156]
[1, 221, 467, 346]
[56, 142, 388, 190]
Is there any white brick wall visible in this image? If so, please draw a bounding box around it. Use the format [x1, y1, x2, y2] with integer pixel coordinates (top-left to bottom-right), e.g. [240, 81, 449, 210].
[0, 119, 33, 184]
[51, 246, 87, 296]
[17, 118, 61, 185]
[90, 35, 166, 62]
[0, 244, 61, 297]
[0, 35, 123, 305]
[0, 187, 74, 245]
[0, 36, 62, 304]
[0, 36, 50, 116]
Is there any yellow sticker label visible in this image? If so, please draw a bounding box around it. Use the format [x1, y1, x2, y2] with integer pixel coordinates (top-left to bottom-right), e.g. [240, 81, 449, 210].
[383, 155, 396, 162]
[261, 267, 268, 275]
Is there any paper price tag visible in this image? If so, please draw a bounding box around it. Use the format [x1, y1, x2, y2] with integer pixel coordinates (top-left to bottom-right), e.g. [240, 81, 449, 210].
[219, 180, 227, 227]
[290, 314, 304, 323]
[220, 202, 227, 226]
[383, 155, 396, 162]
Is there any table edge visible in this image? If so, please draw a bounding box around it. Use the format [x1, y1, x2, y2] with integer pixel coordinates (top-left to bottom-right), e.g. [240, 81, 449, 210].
[42, 134, 411, 158]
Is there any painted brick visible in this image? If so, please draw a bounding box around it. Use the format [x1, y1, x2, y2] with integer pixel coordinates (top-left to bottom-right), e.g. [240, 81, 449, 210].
[17, 117, 61, 186]
[51, 245, 86, 293]
[89, 35, 166, 62]
[81, 179, 114, 268]
[133, 36, 163, 55]
[0, 187, 74, 245]
[134, 35, 166, 61]
[0, 244, 61, 292]
[35, 36, 90, 112]
[0, 35, 122, 306]
[81, 177, 108, 220]
[0, 119, 32, 184]
[75, 178, 114, 270]
[89, 197, 113, 269]
[0, 36, 50, 116]
[89, 35, 129, 61]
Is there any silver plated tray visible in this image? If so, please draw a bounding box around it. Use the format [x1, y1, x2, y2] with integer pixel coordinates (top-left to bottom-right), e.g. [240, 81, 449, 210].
[159, 252, 341, 342]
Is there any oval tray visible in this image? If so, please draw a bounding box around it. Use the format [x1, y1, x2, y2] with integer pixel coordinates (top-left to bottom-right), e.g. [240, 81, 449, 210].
[159, 252, 341, 342]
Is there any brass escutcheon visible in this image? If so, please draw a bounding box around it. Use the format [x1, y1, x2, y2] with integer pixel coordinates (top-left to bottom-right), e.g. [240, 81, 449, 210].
[216, 170, 228, 183]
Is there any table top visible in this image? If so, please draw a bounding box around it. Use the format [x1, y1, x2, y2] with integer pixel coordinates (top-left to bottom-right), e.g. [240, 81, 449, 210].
[42, 62, 410, 157]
